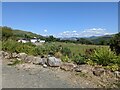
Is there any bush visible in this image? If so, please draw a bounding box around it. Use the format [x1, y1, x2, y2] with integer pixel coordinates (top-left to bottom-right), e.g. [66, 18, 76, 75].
[72, 55, 86, 65]
[61, 55, 70, 62]
[85, 48, 96, 58]
[110, 32, 120, 55]
[86, 59, 97, 66]
[61, 47, 71, 57]
[106, 64, 119, 71]
[54, 52, 62, 58]
[91, 47, 118, 66]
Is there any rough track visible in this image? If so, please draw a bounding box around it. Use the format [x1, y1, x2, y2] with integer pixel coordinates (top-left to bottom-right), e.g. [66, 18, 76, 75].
[2, 59, 98, 88]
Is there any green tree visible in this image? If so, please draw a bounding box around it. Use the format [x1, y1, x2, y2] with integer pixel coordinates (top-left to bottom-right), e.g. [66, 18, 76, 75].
[2, 26, 13, 40]
[110, 32, 120, 55]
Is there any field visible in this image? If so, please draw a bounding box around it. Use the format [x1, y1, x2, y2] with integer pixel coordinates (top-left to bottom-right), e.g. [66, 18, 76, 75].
[46, 42, 109, 55]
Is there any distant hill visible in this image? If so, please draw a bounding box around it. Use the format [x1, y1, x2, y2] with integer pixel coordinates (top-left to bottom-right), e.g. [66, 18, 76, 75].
[86, 35, 115, 45]
[1, 26, 116, 45]
[1, 26, 46, 40]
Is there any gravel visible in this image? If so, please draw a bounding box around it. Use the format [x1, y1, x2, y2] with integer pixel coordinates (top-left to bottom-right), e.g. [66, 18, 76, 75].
[2, 59, 98, 88]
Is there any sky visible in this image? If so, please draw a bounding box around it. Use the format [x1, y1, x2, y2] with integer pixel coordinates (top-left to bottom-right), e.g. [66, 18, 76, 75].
[2, 2, 118, 37]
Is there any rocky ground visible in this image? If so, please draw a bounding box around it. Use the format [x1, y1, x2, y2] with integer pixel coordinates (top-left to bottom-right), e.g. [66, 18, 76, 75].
[1, 51, 120, 88]
[2, 59, 99, 88]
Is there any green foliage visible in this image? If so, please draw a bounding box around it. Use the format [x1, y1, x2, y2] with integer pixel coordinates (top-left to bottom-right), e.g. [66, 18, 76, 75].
[77, 38, 93, 44]
[72, 55, 86, 65]
[110, 32, 120, 55]
[2, 26, 13, 40]
[61, 55, 70, 62]
[61, 47, 71, 57]
[106, 64, 119, 71]
[91, 47, 118, 66]
[86, 59, 97, 66]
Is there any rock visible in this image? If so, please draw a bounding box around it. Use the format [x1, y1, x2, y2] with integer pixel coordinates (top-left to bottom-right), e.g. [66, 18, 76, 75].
[114, 71, 120, 78]
[12, 52, 18, 58]
[74, 66, 82, 72]
[43, 64, 47, 68]
[18, 53, 27, 60]
[2, 51, 11, 59]
[32, 57, 42, 65]
[41, 58, 47, 65]
[93, 67, 105, 76]
[25, 55, 35, 63]
[74, 65, 94, 75]
[48, 57, 62, 67]
[60, 63, 76, 71]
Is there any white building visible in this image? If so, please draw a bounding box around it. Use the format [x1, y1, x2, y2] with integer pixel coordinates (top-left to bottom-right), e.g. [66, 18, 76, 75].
[39, 40, 45, 43]
[30, 39, 38, 43]
[18, 38, 45, 44]
[18, 39, 29, 43]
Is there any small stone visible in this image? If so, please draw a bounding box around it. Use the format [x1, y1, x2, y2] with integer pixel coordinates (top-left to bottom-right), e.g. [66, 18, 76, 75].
[43, 64, 47, 68]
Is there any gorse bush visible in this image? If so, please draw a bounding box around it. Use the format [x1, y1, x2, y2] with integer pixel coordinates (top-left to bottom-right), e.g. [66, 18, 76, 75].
[91, 47, 118, 66]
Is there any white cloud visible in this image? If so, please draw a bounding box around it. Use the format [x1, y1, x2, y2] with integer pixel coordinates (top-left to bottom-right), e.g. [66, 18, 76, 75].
[44, 29, 47, 32]
[57, 28, 114, 38]
[72, 30, 77, 33]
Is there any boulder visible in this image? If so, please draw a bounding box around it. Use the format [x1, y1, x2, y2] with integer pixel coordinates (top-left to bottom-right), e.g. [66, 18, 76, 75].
[18, 53, 27, 60]
[48, 57, 62, 67]
[93, 67, 105, 76]
[60, 63, 76, 71]
[25, 55, 35, 63]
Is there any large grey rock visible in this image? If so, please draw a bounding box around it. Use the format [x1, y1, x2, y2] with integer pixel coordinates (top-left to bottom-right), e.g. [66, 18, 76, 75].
[60, 63, 76, 71]
[48, 57, 62, 67]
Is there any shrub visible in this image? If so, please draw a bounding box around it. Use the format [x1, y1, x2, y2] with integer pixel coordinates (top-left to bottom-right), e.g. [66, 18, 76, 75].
[86, 59, 97, 66]
[106, 64, 119, 71]
[61, 55, 70, 62]
[61, 47, 71, 57]
[54, 52, 62, 58]
[110, 32, 120, 55]
[72, 55, 86, 65]
[85, 48, 96, 58]
[91, 47, 118, 66]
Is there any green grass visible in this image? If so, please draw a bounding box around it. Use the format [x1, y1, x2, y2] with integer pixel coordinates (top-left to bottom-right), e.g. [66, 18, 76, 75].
[46, 42, 109, 55]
